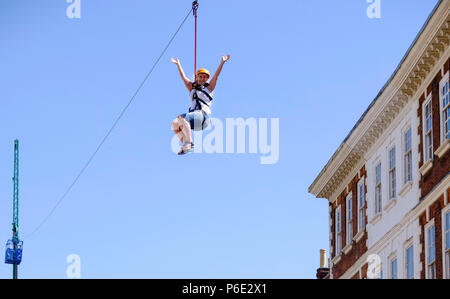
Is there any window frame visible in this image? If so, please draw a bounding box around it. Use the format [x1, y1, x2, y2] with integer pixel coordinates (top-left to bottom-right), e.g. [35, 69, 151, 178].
[422, 95, 434, 163]
[335, 206, 342, 255]
[442, 206, 450, 279]
[403, 127, 413, 185]
[388, 146, 396, 200]
[425, 220, 436, 279]
[439, 71, 450, 143]
[405, 241, 414, 279]
[346, 193, 353, 245]
[375, 162, 382, 215]
[357, 178, 366, 232]
[390, 256, 398, 279]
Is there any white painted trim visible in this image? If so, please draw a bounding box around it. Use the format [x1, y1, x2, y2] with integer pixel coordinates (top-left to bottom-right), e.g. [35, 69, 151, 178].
[351, 270, 361, 279]
[370, 213, 382, 225]
[346, 193, 354, 245]
[389, 254, 399, 279]
[332, 254, 342, 266]
[422, 94, 434, 164]
[329, 160, 366, 205]
[398, 181, 413, 198]
[343, 243, 353, 255]
[387, 144, 397, 201]
[442, 204, 450, 279]
[445, 188, 449, 206]
[439, 71, 449, 144]
[404, 238, 415, 279]
[357, 177, 366, 233]
[354, 230, 365, 243]
[337, 251, 370, 279]
[383, 197, 397, 212]
[374, 160, 383, 215]
[401, 124, 413, 186]
[435, 139, 450, 158]
[424, 219, 436, 279]
[419, 159, 433, 176]
[336, 206, 342, 254]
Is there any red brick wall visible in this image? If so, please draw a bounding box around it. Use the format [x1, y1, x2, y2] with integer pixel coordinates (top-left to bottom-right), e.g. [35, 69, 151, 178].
[330, 166, 368, 278]
[330, 201, 336, 259]
[418, 93, 426, 168]
[361, 263, 368, 279]
[418, 64, 450, 199]
[419, 195, 445, 279]
[419, 212, 426, 279]
[448, 187, 450, 201]
[444, 57, 450, 75]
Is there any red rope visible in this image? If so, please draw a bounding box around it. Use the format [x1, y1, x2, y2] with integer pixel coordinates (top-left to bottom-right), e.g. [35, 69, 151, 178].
[194, 2, 198, 79]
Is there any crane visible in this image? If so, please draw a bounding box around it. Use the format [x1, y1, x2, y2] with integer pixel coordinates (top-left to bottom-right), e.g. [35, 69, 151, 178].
[5, 140, 23, 279]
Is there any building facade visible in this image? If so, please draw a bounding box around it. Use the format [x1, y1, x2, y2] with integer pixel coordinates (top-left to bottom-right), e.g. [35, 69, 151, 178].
[309, 0, 450, 279]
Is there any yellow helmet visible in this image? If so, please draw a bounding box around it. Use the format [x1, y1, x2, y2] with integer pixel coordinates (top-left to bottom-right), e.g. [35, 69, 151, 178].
[196, 68, 210, 78]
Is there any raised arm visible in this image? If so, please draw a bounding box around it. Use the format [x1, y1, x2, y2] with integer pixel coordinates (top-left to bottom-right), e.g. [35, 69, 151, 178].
[208, 54, 230, 93]
[171, 58, 192, 92]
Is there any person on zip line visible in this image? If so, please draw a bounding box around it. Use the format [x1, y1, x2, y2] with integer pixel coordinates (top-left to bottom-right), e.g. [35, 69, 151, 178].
[170, 54, 231, 155]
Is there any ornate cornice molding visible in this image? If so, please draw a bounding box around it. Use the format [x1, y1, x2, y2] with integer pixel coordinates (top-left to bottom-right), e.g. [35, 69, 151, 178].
[309, 2, 450, 200]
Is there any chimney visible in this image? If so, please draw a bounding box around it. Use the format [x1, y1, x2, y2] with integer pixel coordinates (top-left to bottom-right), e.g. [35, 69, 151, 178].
[320, 249, 327, 268]
[316, 249, 330, 279]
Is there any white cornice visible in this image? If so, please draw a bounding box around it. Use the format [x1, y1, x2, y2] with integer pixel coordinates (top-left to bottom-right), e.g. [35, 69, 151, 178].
[309, 1, 450, 200]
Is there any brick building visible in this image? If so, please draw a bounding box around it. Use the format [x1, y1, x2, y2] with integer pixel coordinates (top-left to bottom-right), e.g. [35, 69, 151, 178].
[309, 1, 450, 279]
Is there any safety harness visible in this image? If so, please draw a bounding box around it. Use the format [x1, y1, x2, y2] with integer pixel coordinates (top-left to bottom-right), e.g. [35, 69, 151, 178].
[189, 83, 213, 112]
[189, 82, 212, 129]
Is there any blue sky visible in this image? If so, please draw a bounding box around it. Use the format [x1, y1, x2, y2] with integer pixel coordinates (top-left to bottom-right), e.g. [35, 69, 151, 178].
[0, 0, 439, 278]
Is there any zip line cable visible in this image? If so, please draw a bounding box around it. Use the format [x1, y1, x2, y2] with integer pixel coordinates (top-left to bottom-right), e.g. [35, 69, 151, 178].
[23, 6, 194, 240]
[193, 0, 198, 76]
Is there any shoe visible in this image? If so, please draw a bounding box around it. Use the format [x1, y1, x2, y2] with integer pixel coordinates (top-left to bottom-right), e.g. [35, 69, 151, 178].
[178, 143, 193, 155]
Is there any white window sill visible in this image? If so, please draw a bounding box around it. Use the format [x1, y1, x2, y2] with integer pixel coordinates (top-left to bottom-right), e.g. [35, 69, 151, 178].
[435, 139, 450, 158]
[398, 181, 412, 198]
[370, 213, 382, 225]
[419, 159, 433, 176]
[383, 198, 397, 212]
[343, 243, 353, 254]
[354, 230, 365, 242]
[332, 254, 342, 265]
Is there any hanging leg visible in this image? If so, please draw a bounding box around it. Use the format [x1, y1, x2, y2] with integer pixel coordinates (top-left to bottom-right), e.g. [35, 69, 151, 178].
[177, 115, 193, 146]
[171, 118, 185, 144]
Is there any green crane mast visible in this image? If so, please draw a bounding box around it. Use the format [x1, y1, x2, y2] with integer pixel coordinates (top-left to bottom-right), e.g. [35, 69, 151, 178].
[5, 140, 22, 279]
[12, 139, 19, 279]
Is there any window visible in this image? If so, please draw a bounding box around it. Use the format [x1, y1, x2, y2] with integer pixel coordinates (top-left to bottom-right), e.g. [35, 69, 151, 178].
[423, 98, 433, 162]
[391, 258, 398, 279]
[404, 128, 413, 184]
[389, 147, 396, 199]
[336, 207, 342, 254]
[346, 193, 353, 244]
[358, 179, 366, 232]
[427, 225, 436, 279]
[440, 73, 450, 141]
[445, 211, 450, 279]
[406, 245, 414, 279]
[375, 163, 382, 214]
